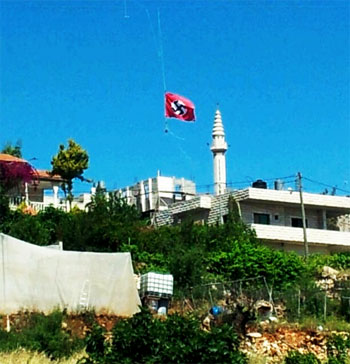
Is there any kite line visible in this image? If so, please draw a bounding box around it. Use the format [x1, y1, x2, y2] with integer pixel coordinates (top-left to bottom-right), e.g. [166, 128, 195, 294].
[157, 10, 187, 141]
[157, 9, 167, 96]
[156, 8, 171, 134]
[125, 2, 190, 147]
[127, 2, 187, 139]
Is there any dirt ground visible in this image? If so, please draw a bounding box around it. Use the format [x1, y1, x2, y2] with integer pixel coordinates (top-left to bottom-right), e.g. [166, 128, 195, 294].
[2, 312, 349, 363]
[2, 311, 121, 338]
[242, 326, 350, 363]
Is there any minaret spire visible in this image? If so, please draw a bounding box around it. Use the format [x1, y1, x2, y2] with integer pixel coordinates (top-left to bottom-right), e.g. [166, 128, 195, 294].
[210, 109, 228, 195]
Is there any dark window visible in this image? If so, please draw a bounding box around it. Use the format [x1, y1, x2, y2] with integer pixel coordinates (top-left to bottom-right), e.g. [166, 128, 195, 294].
[254, 213, 270, 225]
[291, 218, 308, 228]
[173, 216, 181, 225]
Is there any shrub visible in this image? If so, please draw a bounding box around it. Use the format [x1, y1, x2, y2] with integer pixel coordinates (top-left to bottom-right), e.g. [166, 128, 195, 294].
[83, 324, 108, 364]
[284, 350, 320, 364]
[206, 238, 306, 291]
[82, 307, 247, 364]
[0, 188, 10, 226]
[0, 311, 83, 359]
[308, 253, 350, 274]
[327, 334, 350, 364]
[4, 212, 51, 245]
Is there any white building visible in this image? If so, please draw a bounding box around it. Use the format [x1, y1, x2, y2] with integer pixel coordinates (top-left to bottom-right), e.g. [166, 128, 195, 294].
[154, 109, 350, 254]
[115, 172, 196, 216]
[155, 187, 350, 254]
[0, 154, 95, 212]
[0, 152, 66, 212]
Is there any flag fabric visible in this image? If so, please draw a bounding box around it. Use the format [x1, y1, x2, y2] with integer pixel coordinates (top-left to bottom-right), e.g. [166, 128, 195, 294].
[165, 92, 195, 122]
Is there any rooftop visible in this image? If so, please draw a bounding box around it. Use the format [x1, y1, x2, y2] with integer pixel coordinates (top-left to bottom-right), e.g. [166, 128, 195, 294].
[233, 188, 350, 212]
[36, 170, 65, 183]
[0, 153, 29, 164]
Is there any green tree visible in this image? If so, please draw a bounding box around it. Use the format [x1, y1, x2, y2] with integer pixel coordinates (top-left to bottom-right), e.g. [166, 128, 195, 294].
[62, 191, 143, 252]
[51, 139, 89, 208]
[1, 140, 22, 158]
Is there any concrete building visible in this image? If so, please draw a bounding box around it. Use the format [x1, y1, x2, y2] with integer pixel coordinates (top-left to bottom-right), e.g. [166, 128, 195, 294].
[154, 109, 350, 254]
[115, 172, 196, 217]
[8, 169, 68, 212]
[155, 187, 350, 254]
[24, 170, 66, 211]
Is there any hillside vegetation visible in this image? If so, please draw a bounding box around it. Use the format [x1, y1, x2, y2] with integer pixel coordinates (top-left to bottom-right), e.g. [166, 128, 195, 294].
[1, 191, 350, 293]
[1, 191, 350, 363]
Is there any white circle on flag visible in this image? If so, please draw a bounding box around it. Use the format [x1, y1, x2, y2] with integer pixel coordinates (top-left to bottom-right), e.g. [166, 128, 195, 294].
[171, 100, 187, 116]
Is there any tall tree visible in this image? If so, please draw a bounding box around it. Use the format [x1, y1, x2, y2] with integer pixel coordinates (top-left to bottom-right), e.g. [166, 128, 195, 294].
[51, 139, 89, 208]
[1, 140, 22, 158]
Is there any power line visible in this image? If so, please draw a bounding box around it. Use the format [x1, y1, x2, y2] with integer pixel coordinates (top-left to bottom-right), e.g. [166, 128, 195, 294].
[43, 174, 350, 197]
[196, 174, 296, 189]
[303, 177, 350, 195]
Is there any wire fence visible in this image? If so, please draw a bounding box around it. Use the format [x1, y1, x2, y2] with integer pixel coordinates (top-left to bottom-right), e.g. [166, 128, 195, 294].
[175, 278, 350, 323]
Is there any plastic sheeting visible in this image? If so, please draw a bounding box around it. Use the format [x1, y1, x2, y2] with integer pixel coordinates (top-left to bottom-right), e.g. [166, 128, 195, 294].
[0, 233, 141, 316]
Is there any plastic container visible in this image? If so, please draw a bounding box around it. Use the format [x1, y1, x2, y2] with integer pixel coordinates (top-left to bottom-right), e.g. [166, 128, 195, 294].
[140, 272, 174, 298]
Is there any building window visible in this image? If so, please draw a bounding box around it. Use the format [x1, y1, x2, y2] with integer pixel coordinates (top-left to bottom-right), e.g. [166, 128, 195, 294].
[291, 218, 308, 228]
[173, 216, 181, 225]
[144, 184, 149, 197]
[254, 213, 270, 225]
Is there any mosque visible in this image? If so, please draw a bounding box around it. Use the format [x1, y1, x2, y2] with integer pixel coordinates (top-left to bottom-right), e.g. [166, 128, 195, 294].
[118, 109, 350, 255]
[3, 107, 349, 255]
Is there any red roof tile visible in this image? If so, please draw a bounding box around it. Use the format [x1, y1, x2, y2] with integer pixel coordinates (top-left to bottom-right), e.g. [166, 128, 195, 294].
[36, 170, 65, 182]
[0, 154, 64, 182]
[0, 153, 28, 163]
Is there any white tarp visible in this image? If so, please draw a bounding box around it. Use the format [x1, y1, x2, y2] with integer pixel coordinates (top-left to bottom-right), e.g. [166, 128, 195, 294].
[0, 233, 141, 316]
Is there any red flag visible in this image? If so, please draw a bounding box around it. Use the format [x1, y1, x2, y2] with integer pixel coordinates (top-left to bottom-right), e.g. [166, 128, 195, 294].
[165, 92, 195, 122]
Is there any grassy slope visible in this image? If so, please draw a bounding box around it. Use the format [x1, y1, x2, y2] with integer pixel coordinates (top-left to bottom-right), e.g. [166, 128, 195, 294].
[0, 350, 86, 364]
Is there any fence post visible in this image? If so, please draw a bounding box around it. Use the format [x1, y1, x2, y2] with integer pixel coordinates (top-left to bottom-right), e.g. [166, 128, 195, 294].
[324, 292, 327, 321]
[6, 315, 10, 332]
[208, 287, 213, 307]
[191, 289, 196, 310]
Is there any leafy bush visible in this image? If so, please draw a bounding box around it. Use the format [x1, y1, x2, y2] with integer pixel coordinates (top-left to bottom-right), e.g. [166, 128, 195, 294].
[206, 237, 306, 291]
[3, 191, 349, 295]
[308, 253, 350, 274]
[327, 334, 350, 364]
[0, 188, 10, 225]
[81, 307, 246, 364]
[2, 211, 51, 245]
[83, 323, 107, 364]
[0, 311, 83, 359]
[61, 192, 144, 252]
[284, 350, 320, 364]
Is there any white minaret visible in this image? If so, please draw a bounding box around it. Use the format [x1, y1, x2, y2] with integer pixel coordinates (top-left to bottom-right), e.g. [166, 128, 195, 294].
[211, 109, 228, 195]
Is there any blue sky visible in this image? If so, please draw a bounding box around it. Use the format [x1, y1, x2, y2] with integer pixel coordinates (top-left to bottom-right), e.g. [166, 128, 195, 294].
[1, 0, 349, 195]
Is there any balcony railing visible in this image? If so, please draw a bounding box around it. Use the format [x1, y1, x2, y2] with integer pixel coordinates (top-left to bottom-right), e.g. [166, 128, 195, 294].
[9, 197, 67, 212]
[251, 223, 350, 247]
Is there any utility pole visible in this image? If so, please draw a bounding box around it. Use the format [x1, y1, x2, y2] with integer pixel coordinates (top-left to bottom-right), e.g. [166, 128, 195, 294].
[297, 172, 309, 258]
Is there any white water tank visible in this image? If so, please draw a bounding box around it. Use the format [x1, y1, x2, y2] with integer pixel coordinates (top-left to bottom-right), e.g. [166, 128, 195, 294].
[274, 179, 285, 190]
